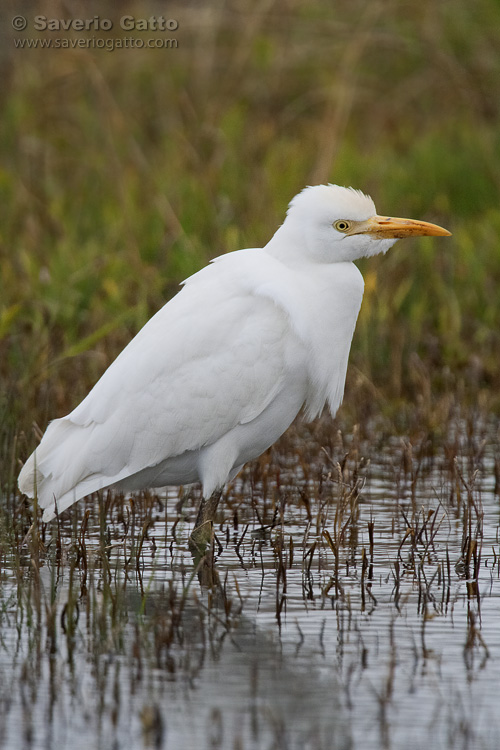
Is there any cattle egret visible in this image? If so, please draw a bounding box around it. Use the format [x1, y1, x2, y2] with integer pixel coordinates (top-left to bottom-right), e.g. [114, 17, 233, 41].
[18, 185, 451, 537]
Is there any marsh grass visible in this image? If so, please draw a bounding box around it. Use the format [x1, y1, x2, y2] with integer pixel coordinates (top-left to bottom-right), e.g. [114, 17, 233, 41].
[1, 401, 498, 747]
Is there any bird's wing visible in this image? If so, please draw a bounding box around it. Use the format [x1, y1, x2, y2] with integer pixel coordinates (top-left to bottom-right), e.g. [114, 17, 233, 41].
[20, 250, 301, 513]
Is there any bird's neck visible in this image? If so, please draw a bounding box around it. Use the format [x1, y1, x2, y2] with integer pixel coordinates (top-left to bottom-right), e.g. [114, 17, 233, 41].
[264, 220, 310, 266]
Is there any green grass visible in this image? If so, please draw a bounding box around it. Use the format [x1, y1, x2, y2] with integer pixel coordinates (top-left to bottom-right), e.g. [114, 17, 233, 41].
[2, 0, 500, 475]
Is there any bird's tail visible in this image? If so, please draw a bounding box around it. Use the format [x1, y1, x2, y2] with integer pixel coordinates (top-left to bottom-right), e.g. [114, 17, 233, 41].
[18, 418, 109, 522]
[18, 448, 59, 522]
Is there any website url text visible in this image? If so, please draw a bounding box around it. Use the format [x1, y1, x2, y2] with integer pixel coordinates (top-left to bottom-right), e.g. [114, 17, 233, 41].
[13, 36, 179, 51]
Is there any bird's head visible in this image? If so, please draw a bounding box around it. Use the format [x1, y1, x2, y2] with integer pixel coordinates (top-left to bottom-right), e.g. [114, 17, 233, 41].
[276, 184, 451, 264]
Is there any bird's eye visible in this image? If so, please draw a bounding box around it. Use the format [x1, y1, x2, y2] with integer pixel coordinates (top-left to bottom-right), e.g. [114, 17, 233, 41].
[334, 220, 351, 233]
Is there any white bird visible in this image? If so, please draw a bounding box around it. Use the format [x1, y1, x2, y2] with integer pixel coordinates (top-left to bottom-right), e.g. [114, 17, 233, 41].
[18, 185, 450, 530]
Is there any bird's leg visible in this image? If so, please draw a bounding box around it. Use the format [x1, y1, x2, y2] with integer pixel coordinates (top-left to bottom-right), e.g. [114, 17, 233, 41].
[188, 490, 222, 589]
[188, 489, 222, 556]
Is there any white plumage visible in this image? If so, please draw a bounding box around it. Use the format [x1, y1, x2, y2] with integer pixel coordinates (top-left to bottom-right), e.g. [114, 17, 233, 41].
[18, 185, 450, 522]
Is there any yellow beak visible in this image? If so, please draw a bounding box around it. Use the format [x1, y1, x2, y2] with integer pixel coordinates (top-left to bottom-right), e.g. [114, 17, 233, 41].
[351, 215, 452, 239]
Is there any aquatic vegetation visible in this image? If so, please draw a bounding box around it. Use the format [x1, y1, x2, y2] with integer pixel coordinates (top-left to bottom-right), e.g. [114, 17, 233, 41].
[1, 407, 499, 748]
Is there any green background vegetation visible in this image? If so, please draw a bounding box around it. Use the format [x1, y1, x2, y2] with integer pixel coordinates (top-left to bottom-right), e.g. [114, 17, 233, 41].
[1, 0, 500, 480]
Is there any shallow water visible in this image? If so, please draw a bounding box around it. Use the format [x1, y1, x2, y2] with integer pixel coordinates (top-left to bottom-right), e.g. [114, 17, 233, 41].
[1, 417, 499, 749]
